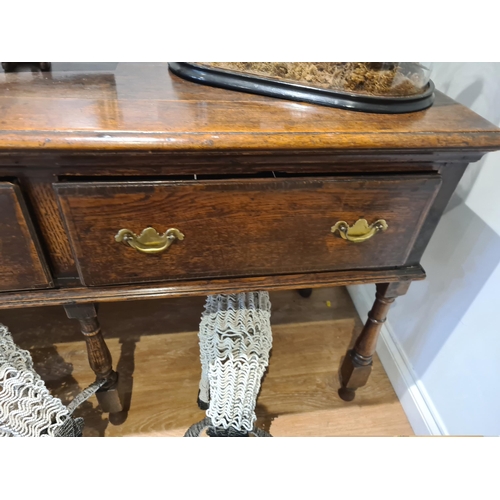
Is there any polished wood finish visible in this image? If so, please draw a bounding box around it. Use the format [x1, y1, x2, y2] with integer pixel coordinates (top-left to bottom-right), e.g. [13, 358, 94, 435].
[63, 303, 122, 413]
[1, 63, 500, 153]
[19, 173, 78, 279]
[0, 182, 53, 291]
[1, 63, 500, 421]
[0, 265, 426, 310]
[56, 175, 440, 286]
[338, 282, 410, 401]
[64, 303, 113, 380]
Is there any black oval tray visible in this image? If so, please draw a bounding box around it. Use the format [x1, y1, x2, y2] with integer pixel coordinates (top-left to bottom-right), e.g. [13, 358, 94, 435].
[168, 62, 435, 114]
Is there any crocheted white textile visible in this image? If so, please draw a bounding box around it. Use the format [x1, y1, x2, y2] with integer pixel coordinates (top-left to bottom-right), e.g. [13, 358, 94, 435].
[198, 292, 272, 433]
[0, 324, 102, 437]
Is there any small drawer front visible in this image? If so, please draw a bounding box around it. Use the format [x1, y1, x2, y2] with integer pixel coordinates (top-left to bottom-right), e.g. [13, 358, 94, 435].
[55, 175, 441, 286]
[0, 183, 53, 291]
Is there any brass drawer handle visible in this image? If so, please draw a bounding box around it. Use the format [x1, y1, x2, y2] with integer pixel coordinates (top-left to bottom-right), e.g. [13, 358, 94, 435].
[115, 227, 185, 254]
[331, 218, 388, 243]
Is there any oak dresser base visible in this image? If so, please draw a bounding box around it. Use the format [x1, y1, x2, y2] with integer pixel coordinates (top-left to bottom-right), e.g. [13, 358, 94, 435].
[1, 62, 500, 424]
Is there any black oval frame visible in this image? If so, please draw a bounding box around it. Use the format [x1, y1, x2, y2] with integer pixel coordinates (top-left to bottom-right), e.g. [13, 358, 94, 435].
[168, 62, 435, 114]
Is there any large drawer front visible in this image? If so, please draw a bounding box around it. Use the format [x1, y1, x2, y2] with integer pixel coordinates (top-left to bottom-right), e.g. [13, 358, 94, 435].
[0, 183, 53, 291]
[55, 176, 441, 286]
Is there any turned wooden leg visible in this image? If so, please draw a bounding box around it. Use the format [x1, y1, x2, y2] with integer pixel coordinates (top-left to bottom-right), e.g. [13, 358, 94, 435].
[338, 281, 411, 402]
[64, 303, 123, 413]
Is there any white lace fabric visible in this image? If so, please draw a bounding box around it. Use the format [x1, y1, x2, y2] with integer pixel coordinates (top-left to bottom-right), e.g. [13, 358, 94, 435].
[198, 292, 273, 433]
[2, 290, 274, 437]
[0, 324, 101, 437]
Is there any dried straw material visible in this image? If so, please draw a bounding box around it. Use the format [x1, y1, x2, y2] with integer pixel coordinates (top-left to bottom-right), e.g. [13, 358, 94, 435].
[202, 62, 429, 97]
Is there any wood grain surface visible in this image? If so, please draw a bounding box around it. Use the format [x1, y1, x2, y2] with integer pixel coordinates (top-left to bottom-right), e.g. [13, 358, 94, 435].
[0, 63, 499, 153]
[0, 265, 425, 310]
[0, 64, 495, 437]
[0, 182, 53, 291]
[19, 173, 78, 278]
[0, 287, 413, 436]
[56, 175, 440, 286]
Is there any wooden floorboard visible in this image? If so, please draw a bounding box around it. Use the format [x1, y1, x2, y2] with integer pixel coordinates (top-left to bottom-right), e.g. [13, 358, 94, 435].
[0, 287, 414, 437]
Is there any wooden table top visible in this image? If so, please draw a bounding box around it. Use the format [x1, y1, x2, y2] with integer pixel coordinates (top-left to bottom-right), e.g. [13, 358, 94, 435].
[1, 62, 500, 153]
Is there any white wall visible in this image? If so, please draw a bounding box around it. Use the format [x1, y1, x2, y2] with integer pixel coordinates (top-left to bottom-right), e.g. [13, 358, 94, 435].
[349, 63, 500, 436]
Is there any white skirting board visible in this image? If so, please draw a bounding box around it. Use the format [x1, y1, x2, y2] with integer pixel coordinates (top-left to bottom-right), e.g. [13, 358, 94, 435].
[347, 284, 448, 436]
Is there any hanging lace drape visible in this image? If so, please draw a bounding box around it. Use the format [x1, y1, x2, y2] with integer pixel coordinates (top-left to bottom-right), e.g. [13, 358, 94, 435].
[0, 324, 104, 437]
[186, 291, 273, 437]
